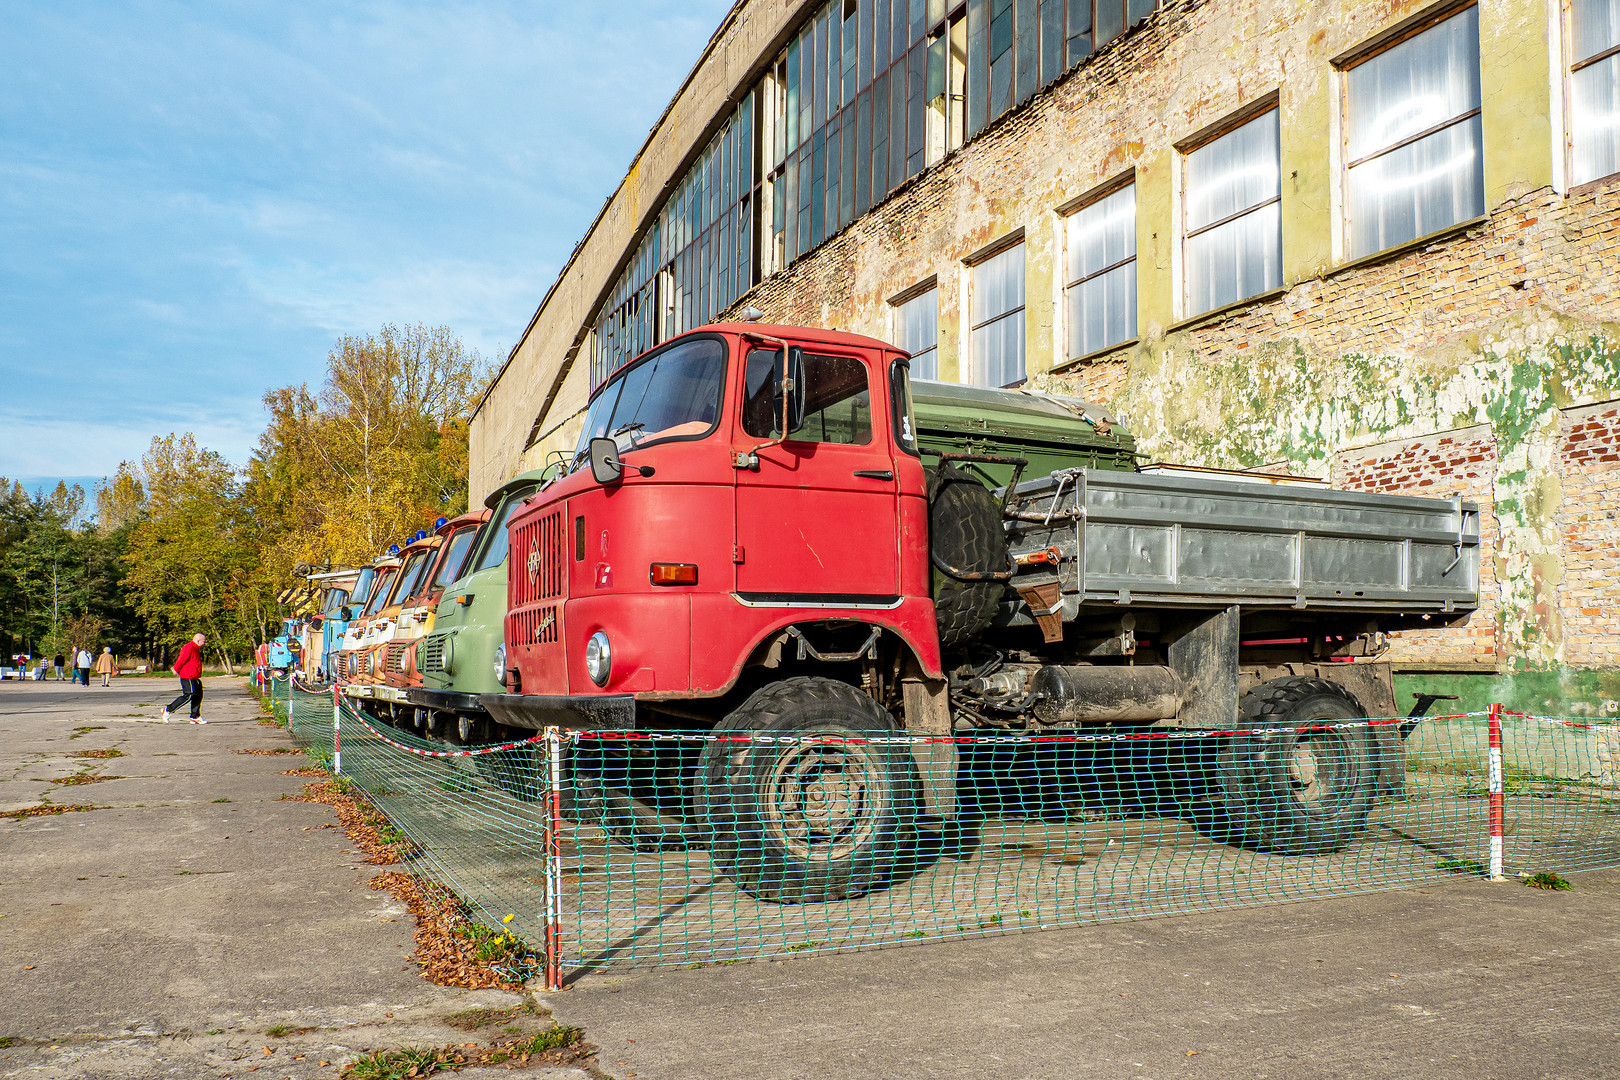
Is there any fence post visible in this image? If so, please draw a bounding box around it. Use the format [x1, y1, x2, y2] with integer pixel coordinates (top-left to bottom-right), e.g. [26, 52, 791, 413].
[544, 725, 564, 992]
[332, 685, 342, 775]
[1488, 702, 1505, 881]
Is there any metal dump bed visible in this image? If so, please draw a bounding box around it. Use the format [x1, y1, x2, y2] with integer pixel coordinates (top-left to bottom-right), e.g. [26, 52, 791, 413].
[1005, 468, 1480, 614]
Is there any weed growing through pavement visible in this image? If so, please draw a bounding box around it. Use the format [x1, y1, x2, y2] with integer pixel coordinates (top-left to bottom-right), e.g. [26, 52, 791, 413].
[342, 1045, 449, 1079]
[73, 749, 124, 759]
[0, 1037, 19, 1048]
[1525, 871, 1572, 890]
[1435, 859, 1488, 875]
[69, 726, 106, 739]
[2, 804, 107, 820]
[51, 775, 122, 786]
[213, 798, 230, 803]
[205, 1030, 224, 1036]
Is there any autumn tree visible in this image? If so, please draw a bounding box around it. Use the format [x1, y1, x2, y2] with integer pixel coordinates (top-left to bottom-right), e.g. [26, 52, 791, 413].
[121, 434, 256, 672]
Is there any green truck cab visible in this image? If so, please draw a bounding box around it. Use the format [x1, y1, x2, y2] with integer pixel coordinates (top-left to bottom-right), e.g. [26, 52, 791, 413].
[405, 468, 547, 743]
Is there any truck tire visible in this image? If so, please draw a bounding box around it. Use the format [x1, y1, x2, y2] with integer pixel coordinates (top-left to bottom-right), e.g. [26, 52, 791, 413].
[1217, 676, 1377, 855]
[698, 677, 917, 903]
[928, 465, 1007, 650]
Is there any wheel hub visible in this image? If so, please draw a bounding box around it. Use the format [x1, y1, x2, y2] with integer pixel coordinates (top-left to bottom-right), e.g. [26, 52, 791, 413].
[764, 740, 881, 860]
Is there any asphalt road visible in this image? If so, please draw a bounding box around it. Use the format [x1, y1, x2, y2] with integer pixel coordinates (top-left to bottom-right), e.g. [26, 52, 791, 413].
[2, 675, 1616, 1080]
[0, 676, 586, 1080]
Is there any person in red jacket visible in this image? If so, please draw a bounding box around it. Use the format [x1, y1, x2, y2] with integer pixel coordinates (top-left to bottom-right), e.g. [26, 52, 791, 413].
[161, 633, 208, 723]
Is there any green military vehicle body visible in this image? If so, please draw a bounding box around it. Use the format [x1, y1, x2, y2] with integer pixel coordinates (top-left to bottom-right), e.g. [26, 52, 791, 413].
[405, 469, 547, 741]
[910, 380, 1136, 487]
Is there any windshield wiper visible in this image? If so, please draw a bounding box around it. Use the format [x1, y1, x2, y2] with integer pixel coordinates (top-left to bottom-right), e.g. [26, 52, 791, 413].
[612, 421, 646, 445]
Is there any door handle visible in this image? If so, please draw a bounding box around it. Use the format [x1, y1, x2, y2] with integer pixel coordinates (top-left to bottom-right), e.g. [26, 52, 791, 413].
[853, 469, 894, 480]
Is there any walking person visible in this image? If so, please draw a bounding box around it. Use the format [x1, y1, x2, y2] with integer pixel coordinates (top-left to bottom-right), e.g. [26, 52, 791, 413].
[53, 653, 65, 681]
[160, 633, 207, 723]
[75, 647, 92, 687]
[95, 647, 117, 687]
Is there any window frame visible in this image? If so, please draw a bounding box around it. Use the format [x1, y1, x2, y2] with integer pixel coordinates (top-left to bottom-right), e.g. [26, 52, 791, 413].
[1563, 0, 1620, 186]
[1333, 0, 1485, 260]
[741, 346, 876, 445]
[1175, 95, 1283, 319]
[889, 276, 941, 379]
[966, 232, 1028, 388]
[1059, 170, 1138, 363]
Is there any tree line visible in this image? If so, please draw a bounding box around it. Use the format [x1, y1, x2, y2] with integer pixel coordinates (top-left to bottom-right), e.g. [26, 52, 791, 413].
[0, 324, 494, 672]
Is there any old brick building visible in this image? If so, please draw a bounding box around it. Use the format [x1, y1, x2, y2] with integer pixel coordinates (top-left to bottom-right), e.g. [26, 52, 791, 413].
[471, 0, 1620, 710]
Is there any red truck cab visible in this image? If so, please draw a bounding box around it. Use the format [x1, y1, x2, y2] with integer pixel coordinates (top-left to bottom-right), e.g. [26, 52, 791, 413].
[485, 323, 942, 730]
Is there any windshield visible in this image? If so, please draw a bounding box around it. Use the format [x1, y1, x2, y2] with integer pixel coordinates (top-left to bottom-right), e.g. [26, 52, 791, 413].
[571, 337, 726, 467]
[472, 483, 540, 573]
[349, 568, 377, 608]
[321, 587, 350, 614]
[389, 550, 433, 606]
[431, 526, 480, 589]
[362, 567, 399, 616]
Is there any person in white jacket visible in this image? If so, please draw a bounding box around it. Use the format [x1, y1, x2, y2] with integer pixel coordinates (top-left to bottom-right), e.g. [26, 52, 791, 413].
[75, 648, 92, 686]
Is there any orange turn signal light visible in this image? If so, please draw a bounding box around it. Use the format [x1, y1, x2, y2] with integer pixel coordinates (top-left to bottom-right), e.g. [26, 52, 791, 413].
[649, 563, 698, 586]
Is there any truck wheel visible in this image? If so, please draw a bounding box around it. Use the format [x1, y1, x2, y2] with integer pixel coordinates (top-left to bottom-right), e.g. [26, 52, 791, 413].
[1217, 676, 1377, 855]
[699, 677, 917, 903]
[928, 465, 1007, 650]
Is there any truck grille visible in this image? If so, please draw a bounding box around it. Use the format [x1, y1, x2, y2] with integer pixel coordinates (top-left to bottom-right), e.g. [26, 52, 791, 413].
[511, 603, 559, 646]
[421, 633, 446, 673]
[512, 509, 566, 606]
[383, 641, 410, 675]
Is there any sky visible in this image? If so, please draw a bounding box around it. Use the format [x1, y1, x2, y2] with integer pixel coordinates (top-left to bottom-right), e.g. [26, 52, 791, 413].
[0, 0, 734, 490]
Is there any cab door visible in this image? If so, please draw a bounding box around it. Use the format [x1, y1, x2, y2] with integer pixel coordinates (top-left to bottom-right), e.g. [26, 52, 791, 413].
[734, 346, 900, 603]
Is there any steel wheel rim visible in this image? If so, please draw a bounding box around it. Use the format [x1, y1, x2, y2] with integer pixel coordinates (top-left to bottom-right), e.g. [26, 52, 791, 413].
[762, 735, 885, 863]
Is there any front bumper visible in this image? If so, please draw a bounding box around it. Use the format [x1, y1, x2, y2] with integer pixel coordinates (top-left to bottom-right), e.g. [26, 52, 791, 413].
[479, 693, 635, 732]
[406, 686, 485, 714]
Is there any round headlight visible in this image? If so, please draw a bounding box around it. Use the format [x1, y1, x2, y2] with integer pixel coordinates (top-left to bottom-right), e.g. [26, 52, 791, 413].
[492, 642, 506, 683]
[584, 631, 611, 687]
[441, 634, 456, 674]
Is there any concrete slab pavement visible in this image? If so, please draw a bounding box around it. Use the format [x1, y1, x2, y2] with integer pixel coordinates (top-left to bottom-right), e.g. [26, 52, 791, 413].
[0, 676, 590, 1080]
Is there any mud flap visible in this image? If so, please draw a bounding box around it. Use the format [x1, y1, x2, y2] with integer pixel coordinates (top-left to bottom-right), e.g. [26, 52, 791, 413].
[902, 677, 956, 822]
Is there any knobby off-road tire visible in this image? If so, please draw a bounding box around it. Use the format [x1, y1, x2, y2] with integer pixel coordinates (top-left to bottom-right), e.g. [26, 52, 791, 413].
[928, 465, 1007, 651]
[1217, 676, 1377, 855]
[698, 677, 918, 903]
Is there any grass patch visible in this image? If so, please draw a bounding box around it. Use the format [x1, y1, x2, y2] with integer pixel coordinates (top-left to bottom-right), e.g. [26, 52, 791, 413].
[1435, 858, 1488, 875]
[0, 1037, 19, 1048]
[504, 1025, 582, 1056]
[205, 1029, 224, 1036]
[51, 774, 122, 786]
[72, 748, 124, 759]
[1525, 871, 1572, 890]
[342, 1046, 453, 1079]
[70, 726, 106, 739]
[231, 747, 302, 756]
[2, 803, 107, 820]
[213, 797, 230, 803]
[441, 1006, 517, 1032]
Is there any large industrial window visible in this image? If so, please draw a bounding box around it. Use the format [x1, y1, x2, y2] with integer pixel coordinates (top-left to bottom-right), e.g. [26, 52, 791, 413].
[970, 241, 1026, 387]
[1343, 6, 1483, 258]
[1064, 179, 1136, 360]
[1182, 106, 1281, 317]
[1569, 0, 1620, 184]
[892, 283, 939, 379]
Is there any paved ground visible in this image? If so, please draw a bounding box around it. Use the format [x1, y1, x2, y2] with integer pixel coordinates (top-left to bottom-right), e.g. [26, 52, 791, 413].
[3, 676, 1617, 1080]
[0, 677, 588, 1080]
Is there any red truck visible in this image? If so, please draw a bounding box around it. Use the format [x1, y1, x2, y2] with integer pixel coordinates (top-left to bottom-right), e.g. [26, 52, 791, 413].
[481, 322, 1480, 904]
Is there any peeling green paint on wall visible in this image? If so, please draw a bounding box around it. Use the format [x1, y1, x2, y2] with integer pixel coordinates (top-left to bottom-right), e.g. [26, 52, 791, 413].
[1080, 307, 1620, 668]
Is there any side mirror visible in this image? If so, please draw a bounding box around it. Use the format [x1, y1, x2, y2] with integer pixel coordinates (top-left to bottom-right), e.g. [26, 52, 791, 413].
[588, 436, 624, 485]
[781, 346, 806, 436]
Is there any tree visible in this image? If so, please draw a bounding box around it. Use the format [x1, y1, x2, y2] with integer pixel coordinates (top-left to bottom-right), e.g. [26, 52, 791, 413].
[121, 434, 255, 673]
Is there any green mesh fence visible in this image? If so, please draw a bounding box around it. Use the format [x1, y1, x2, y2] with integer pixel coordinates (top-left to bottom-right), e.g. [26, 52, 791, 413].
[272, 679, 1620, 987]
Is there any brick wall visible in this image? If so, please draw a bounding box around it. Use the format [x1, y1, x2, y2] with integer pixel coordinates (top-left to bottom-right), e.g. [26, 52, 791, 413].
[1559, 401, 1620, 669]
[1331, 428, 1501, 670]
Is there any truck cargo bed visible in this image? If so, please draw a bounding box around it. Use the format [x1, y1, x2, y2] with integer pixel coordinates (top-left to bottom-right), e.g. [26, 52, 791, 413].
[1004, 468, 1480, 616]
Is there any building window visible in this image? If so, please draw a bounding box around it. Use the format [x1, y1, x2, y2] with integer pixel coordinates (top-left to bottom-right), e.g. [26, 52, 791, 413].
[970, 241, 1025, 387]
[1570, 0, 1620, 184]
[1343, 6, 1483, 258]
[1064, 179, 1136, 359]
[1182, 106, 1281, 317]
[892, 284, 939, 378]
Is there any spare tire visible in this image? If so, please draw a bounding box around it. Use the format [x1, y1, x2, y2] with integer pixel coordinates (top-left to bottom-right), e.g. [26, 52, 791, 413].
[927, 464, 1007, 650]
